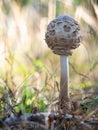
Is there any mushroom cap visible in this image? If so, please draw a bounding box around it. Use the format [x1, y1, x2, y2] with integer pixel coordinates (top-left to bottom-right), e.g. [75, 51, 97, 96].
[45, 14, 82, 55]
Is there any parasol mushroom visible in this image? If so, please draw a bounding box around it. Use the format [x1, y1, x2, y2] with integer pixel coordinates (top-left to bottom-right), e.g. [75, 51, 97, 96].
[45, 14, 82, 112]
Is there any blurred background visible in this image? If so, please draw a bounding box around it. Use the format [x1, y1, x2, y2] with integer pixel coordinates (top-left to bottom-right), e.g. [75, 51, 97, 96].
[0, 0, 98, 113]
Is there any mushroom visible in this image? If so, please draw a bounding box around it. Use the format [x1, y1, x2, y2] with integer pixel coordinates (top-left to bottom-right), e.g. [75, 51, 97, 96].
[45, 14, 82, 112]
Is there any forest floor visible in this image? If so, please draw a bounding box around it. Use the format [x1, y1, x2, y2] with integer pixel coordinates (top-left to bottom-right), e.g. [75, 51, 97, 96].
[0, 85, 98, 130]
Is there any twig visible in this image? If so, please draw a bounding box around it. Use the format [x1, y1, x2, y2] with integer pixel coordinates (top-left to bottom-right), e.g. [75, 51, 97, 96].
[89, 61, 98, 72]
[69, 62, 90, 79]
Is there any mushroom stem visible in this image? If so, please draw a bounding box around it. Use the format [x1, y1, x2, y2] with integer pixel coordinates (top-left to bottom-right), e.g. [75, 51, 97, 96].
[60, 56, 69, 102]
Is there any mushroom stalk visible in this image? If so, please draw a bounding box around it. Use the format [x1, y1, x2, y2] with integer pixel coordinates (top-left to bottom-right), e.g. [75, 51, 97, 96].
[60, 56, 69, 101]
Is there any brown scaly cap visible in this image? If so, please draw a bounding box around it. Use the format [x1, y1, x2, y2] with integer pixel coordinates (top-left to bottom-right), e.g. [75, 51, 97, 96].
[45, 14, 82, 56]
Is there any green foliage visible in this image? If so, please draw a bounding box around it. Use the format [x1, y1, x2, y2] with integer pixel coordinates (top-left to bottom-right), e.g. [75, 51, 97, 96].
[2, 0, 10, 14]
[15, 0, 32, 6]
[73, 0, 82, 6]
[34, 59, 45, 70]
[81, 96, 98, 115]
[56, 1, 65, 16]
[16, 87, 48, 113]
